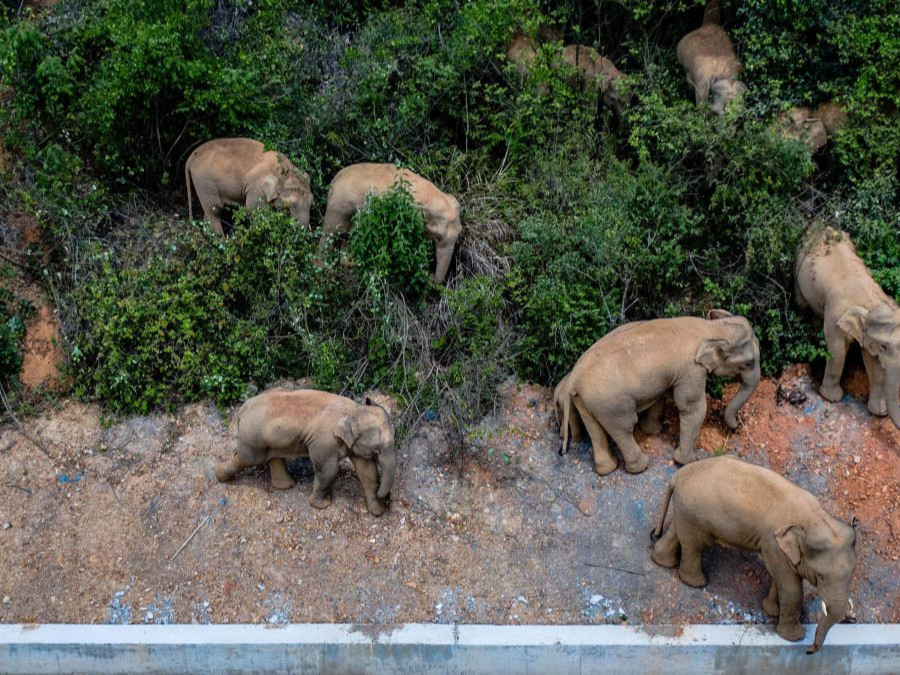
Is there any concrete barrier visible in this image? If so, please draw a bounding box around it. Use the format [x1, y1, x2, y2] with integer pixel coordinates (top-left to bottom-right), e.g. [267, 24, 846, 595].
[1, 623, 899, 673]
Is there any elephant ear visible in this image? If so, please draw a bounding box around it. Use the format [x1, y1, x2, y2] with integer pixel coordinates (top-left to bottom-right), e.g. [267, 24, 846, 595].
[695, 339, 728, 371]
[335, 414, 358, 448]
[775, 524, 805, 567]
[706, 309, 734, 321]
[261, 174, 279, 202]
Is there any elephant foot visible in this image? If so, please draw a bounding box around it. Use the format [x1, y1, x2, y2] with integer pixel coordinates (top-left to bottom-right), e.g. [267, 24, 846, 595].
[270, 473, 296, 490]
[762, 595, 780, 617]
[868, 397, 888, 416]
[366, 498, 387, 517]
[673, 447, 699, 466]
[677, 567, 707, 588]
[776, 620, 805, 642]
[639, 418, 663, 435]
[269, 460, 296, 490]
[593, 457, 618, 476]
[651, 544, 679, 569]
[309, 493, 334, 510]
[820, 382, 843, 403]
[624, 452, 651, 474]
[215, 461, 238, 483]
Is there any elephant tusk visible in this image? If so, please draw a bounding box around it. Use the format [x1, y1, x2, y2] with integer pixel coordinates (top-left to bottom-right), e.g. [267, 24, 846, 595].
[821, 600, 828, 617]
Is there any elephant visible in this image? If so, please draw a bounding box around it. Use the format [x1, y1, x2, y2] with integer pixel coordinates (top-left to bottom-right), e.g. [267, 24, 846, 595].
[560, 310, 760, 475]
[816, 101, 848, 136]
[561, 45, 630, 116]
[321, 163, 462, 284]
[677, 24, 747, 115]
[507, 34, 539, 78]
[795, 226, 900, 429]
[185, 138, 312, 236]
[651, 455, 857, 653]
[775, 106, 828, 153]
[215, 389, 397, 517]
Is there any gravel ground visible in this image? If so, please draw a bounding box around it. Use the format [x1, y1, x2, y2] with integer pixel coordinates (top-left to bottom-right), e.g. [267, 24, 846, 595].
[0, 363, 897, 629]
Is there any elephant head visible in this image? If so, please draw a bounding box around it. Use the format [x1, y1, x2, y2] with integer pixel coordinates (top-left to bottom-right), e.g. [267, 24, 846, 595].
[837, 303, 900, 429]
[709, 78, 747, 116]
[774, 518, 857, 654]
[335, 397, 397, 499]
[696, 309, 761, 428]
[262, 156, 313, 228]
[776, 106, 828, 153]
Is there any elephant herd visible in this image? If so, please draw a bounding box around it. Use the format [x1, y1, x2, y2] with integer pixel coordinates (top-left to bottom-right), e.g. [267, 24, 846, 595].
[185, 139, 462, 284]
[189, 3, 895, 656]
[212, 224, 892, 654]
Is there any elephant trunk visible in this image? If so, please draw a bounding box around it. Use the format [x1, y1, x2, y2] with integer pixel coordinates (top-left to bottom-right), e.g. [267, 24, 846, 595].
[376, 446, 397, 500]
[291, 202, 311, 229]
[724, 358, 760, 429]
[885, 366, 900, 430]
[807, 597, 848, 654]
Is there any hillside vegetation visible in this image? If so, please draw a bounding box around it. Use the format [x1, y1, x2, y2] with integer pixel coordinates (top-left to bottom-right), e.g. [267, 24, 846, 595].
[1, 0, 898, 432]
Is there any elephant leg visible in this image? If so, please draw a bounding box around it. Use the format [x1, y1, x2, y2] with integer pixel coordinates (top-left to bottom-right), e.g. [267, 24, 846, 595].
[350, 455, 386, 517]
[675, 521, 707, 588]
[821, 323, 849, 402]
[672, 383, 706, 465]
[432, 240, 456, 285]
[268, 458, 296, 490]
[572, 397, 618, 475]
[639, 397, 665, 435]
[761, 545, 806, 641]
[569, 413, 583, 444]
[651, 519, 680, 568]
[601, 412, 650, 474]
[310, 454, 339, 510]
[763, 580, 780, 617]
[861, 350, 888, 416]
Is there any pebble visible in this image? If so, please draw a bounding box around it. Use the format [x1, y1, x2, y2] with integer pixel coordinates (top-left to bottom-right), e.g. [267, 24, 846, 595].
[257, 583, 265, 592]
[2, 596, 9, 604]
[853, 455, 861, 464]
[1, 522, 10, 530]
[590, 594, 603, 606]
[219, 498, 227, 506]
[276, 514, 284, 524]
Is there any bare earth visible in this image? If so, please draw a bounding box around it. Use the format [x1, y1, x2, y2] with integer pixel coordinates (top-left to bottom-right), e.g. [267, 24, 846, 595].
[0, 363, 898, 629]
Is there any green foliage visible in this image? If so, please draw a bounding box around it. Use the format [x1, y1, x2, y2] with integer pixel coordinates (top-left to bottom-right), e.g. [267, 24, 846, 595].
[349, 178, 432, 298]
[0, 283, 32, 386]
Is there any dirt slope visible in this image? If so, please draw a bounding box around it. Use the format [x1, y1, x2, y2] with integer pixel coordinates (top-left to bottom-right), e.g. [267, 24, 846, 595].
[0, 364, 897, 629]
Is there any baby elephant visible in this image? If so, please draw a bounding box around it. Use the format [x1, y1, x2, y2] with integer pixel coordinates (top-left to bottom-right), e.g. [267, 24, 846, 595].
[652, 456, 857, 653]
[559, 310, 759, 475]
[321, 163, 462, 284]
[562, 45, 630, 116]
[186, 138, 312, 236]
[677, 23, 747, 115]
[216, 389, 397, 516]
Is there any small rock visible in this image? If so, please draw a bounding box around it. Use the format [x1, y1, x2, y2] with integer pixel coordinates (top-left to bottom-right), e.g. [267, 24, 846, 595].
[853, 455, 861, 464]
[2, 596, 9, 604]
[257, 583, 265, 592]
[516, 595, 528, 605]
[590, 594, 603, 606]
[1, 522, 10, 530]
[219, 498, 227, 506]
[276, 514, 284, 524]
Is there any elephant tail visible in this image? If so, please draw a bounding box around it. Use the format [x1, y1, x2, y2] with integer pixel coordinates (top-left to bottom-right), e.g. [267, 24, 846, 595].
[653, 477, 675, 540]
[185, 157, 194, 221]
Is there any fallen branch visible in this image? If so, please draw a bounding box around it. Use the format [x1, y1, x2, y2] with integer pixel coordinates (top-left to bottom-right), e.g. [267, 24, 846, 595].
[0, 382, 56, 462]
[1, 481, 32, 494]
[584, 562, 646, 576]
[170, 515, 211, 562]
[514, 464, 592, 517]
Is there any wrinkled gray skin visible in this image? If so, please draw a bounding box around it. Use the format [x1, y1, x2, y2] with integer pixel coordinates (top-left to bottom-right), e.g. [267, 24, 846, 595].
[795, 226, 900, 429]
[677, 24, 747, 115]
[216, 389, 396, 517]
[186, 138, 312, 236]
[652, 455, 857, 653]
[561, 310, 760, 475]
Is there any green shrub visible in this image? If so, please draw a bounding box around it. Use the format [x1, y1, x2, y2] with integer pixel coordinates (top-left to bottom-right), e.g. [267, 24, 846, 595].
[349, 178, 432, 298]
[0, 283, 32, 387]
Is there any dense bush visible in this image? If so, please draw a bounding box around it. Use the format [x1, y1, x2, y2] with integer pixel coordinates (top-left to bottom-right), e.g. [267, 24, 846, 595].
[0, 281, 31, 387]
[0, 0, 897, 422]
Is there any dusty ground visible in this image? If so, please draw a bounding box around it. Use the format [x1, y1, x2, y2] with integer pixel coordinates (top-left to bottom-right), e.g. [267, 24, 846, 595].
[0, 362, 898, 629]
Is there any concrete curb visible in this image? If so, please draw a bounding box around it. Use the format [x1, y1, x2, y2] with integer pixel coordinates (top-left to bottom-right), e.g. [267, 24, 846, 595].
[1, 623, 899, 673]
